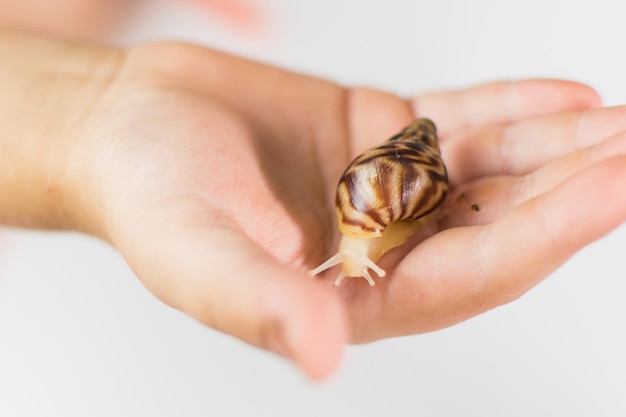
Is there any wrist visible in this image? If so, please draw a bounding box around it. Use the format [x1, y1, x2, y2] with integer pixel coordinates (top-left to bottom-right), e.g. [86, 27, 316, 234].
[0, 30, 124, 235]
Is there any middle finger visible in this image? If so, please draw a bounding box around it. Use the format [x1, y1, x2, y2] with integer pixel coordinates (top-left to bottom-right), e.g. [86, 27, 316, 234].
[442, 105, 626, 186]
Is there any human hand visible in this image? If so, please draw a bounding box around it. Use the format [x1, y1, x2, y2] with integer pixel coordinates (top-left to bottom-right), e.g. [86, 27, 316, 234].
[17, 41, 626, 380]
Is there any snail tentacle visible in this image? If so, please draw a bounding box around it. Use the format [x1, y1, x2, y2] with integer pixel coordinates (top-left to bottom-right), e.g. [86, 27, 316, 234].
[308, 234, 387, 286]
[308, 252, 344, 276]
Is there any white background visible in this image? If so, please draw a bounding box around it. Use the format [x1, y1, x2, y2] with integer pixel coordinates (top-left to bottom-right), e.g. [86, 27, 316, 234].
[1, 0, 626, 415]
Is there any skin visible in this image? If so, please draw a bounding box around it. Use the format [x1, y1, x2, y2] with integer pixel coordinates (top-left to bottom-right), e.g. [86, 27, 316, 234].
[2, 30, 626, 381]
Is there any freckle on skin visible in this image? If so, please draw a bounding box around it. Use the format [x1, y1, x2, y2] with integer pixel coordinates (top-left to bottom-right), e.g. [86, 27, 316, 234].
[471, 204, 480, 212]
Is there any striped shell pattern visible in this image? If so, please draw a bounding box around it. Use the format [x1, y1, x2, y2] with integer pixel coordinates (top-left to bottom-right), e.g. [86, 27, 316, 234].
[335, 118, 448, 238]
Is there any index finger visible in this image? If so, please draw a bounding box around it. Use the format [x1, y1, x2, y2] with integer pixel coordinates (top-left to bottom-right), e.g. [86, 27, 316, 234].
[411, 79, 602, 137]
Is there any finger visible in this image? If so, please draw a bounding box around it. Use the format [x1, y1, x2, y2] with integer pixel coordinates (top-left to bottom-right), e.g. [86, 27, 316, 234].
[443, 129, 626, 228]
[367, 155, 626, 340]
[475, 154, 626, 305]
[122, 223, 347, 380]
[346, 88, 415, 155]
[411, 79, 601, 138]
[443, 105, 626, 185]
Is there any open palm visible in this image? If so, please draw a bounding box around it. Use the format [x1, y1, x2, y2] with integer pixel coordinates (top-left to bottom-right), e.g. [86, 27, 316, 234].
[79, 43, 626, 379]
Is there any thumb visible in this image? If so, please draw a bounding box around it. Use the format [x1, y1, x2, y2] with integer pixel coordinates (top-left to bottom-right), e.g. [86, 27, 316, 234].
[120, 224, 347, 380]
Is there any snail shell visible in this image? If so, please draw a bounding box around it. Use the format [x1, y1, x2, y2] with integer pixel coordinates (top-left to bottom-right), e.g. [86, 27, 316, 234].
[309, 118, 448, 286]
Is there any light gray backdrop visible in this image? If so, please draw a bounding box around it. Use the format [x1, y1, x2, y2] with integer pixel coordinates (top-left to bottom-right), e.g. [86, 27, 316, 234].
[1, 0, 625, 415]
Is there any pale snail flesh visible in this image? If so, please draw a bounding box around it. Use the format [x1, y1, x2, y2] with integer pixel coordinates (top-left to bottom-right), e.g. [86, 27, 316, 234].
[309, 118, 449, 286]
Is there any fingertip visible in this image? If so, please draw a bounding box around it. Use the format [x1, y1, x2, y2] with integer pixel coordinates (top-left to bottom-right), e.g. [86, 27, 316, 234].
[548, 79, 603, 109]
[296, 288, 347, 381]
[505, 79, 603, 121]
[584, 85, 603, 109]
[263, 276, 347, 380]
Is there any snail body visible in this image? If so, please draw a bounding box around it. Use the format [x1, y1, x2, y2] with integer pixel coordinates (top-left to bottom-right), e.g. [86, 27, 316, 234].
[309, 118, 448, 286]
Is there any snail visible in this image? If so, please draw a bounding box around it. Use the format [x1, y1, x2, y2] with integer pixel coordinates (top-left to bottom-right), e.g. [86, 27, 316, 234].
[309, 118, 449, 286]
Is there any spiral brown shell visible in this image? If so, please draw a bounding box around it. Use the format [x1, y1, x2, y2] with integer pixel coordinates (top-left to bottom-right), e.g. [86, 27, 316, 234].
[335, 118, 448, 238]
